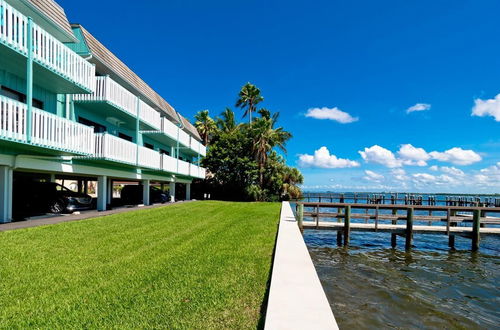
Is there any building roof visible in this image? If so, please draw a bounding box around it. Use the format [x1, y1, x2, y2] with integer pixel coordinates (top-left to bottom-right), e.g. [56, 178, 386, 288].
[26, 0, 74, 39]
[73, 25, 180, 121]
[179, 115, 201, 140]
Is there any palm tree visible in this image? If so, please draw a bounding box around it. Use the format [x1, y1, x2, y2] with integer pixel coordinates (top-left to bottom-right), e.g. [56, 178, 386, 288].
[282, 167, 304, 199]
[236, 83, 264, 124]
[251, 113, 292, 187]
[216, 107, 237, 133]
[194, 110, 217, 145]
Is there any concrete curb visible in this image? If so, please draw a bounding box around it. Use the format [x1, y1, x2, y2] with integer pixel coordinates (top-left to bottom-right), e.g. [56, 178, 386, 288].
[265, 201, 338, 330]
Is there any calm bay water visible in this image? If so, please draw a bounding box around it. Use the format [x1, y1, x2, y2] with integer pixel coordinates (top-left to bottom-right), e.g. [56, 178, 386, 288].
[295, 194, 500, 329]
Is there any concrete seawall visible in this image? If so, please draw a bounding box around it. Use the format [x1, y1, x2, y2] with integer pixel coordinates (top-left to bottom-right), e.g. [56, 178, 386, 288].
[265, 201, 338, 330]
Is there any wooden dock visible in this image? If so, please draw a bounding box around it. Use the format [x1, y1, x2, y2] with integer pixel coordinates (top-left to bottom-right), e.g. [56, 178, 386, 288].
[296, 202, 500, 251]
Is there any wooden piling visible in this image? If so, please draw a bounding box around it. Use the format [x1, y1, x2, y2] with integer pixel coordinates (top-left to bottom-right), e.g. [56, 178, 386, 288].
[472, 209, 480, 251]
[391, 208, 397, 247]
[405, 208, 414, 250]
[336, 231, 342, 246]
[343, 205, 351, 246]
[298, 203, 304, 231]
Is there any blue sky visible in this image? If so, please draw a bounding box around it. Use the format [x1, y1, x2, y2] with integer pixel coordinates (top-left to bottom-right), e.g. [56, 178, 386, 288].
[59, 0, 500, 193]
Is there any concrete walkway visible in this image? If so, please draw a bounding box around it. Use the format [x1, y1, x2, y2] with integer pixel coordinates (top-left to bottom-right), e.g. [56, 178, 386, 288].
[0, 201, 191, 232]
[265, 201, 338, 330]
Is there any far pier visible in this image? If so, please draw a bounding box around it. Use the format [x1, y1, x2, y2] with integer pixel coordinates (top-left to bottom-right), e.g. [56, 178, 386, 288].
[296, 193, 500, 251]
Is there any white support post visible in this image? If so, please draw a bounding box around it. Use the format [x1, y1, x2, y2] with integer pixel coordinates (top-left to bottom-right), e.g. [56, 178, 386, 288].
[49, 173, 56, 182]
[97, 175, 108, 211]
[186, 183, 191, 201]
[143, 180, 150, 205]
[169, 181, 176, 202]
[0, 166, 13, 223]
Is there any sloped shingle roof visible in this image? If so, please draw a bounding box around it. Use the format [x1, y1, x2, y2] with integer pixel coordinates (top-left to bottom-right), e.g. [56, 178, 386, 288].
[70, 24, 202, 142]
[27, 0, 74, 37]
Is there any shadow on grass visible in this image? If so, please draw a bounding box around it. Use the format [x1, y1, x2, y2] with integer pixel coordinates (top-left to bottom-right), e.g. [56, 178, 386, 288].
[257, 219, 281, 329]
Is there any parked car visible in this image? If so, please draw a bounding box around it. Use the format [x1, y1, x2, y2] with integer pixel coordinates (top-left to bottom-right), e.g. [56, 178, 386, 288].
[13, 181, 93, 219]
[120, 185, 169, 205]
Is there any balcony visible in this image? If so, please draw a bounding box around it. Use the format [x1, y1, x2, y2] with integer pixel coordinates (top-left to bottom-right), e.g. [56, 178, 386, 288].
[0, 95, 94, 155]
[138, 145, 161, 170]
[139, 99, 161, 130]
[189, 163, 206, 179]
[92, 132, 137, 165]
[190, 137, 207, 157]
[74, 76, 163, 131]
[0, 0, 95, 93]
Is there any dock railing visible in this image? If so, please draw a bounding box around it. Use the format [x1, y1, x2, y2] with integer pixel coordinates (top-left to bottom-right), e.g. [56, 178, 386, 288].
[296, 202, 500, 251]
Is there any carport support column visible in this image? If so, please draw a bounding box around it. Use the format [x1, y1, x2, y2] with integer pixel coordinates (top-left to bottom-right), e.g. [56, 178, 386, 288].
[0, 166, 13, 223]
[97, 175, 107, 211]
[142, 180, 150, 205]
[169, 181, 176, 202]
[185, 183, 191, 201]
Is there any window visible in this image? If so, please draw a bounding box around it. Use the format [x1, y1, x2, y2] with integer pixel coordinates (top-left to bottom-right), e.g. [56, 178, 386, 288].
[0, 86, 44, 109]
[78, 117, 107, 133]
[118, 133, 133, 142]
[144, 142, 154, 150]
[160, 148, 170, 156]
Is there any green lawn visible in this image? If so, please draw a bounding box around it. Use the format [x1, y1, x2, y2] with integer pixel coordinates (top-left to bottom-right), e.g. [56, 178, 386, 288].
[0, 201, 280, 329]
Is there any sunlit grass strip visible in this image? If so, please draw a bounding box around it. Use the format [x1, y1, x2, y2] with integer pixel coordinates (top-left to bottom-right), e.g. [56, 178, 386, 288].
[0, 201, 280, 329]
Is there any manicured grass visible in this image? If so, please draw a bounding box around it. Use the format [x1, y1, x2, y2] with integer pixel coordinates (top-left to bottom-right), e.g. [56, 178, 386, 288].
[0, 201, 280, 329]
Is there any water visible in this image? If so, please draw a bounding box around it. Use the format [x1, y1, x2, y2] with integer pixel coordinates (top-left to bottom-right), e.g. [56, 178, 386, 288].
[294, 194, 500, 329]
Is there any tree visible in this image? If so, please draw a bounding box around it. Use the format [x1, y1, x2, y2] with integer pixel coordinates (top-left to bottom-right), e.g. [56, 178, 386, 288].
[282, 166, 304, 200]
[194, 110, 217, 145]
[216, 107, 238, 134]
[235, 83, 263, 124]
[194, 83, 302, 201]
[251, 114, 292, 187]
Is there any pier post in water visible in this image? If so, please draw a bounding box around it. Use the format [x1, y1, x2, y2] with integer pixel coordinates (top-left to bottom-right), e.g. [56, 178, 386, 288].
[405, 208, 414, 250]
[298, 203, 304, 231]
[391, 208, 398, 248]
[472, 209, 481, 251]
[343, 205, 351, 246]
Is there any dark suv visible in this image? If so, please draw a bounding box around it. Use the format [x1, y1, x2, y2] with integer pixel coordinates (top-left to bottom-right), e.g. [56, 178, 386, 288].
[121, 185, 169, 205]
[13, 181, 93, 219]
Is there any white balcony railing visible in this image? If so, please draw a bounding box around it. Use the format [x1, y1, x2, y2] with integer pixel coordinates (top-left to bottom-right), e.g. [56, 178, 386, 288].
[161, 153, 177, 173]
[93, 133, 137, 165]
[189, 137, 207, 156]
[0, 96, 27, 141]
[139, 100, 161, 130]
[74, 76, 137, 117]
[177, 159, 190, 176]
[0, 95, 94, 154]
[0, 0, 95, 91]
[138, 145, 161, 169]
[189, 163, 206, 179]
[31, 108, 94, 154]
[161, 117, 178, 139]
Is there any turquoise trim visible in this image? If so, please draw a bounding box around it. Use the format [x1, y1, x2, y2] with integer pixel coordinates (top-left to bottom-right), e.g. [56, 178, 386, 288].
[26, 17, 33, 143]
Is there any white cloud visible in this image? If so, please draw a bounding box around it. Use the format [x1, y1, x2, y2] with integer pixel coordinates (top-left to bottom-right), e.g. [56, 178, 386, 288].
[363, 170, 384, 182]
[440, 166, 466, 177]
[429, 147, 482, 165]
[298, 146, 360, 168]
[391, 168, 408, 181]
[474, 162, 500, 186]
[472, 93, 500, 121]
[407, 103, 431, 114]
[397, 144, 430, 166]
[359, 145, 402, 168]
[305, 107, 359, 124]
[429, 165, 439, 171]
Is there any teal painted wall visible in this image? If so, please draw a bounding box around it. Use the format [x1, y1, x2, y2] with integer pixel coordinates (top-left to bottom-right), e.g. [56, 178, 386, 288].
[66, 27, 91, 55]
[74, 104, 137, 141]
[0, 69, 59, 115]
